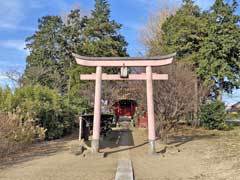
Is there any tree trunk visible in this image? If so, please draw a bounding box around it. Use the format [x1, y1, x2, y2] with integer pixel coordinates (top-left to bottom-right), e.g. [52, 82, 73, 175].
[217, 79, 224, 101]
[217, 89, 223, 101]
[193, 77, 199, 128]
[67, 60, 72, 103]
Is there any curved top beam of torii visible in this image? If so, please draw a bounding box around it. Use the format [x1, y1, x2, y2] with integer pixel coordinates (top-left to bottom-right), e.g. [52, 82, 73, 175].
[72, 53, 176, 67]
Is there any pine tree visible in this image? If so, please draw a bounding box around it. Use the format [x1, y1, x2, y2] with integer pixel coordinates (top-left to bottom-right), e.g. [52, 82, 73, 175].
[148, 0, 240, 101]
[161, 0, 207, 63]
[82, 0, 128, 57]
[62, 9, 93, 114]
[23, 16, 65, 91]
[22, 0, 129, 113]
[23, 12, 89, 94]
[23, 0, 129, 91]
[197, 0, 240, 100]
[60, 9, 88, 95]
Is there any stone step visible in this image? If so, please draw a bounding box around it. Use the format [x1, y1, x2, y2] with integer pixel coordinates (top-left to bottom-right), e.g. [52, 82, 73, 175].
[115, 159, 134, 180]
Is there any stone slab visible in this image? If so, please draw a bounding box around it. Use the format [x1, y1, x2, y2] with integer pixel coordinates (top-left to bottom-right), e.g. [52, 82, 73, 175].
[115, 159, 134, 180]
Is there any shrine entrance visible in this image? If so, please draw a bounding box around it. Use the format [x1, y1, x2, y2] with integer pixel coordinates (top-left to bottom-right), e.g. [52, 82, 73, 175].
[73, 53, 175, 154]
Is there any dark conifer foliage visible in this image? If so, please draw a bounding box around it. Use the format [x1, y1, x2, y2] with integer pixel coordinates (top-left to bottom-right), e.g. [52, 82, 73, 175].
[23, 0, 128, 94]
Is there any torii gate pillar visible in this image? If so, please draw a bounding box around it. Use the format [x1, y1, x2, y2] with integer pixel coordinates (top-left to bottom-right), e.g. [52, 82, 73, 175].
[146, 66, 156, 153]
[73, 53, 175, 154]
[91, 66, 102, 153]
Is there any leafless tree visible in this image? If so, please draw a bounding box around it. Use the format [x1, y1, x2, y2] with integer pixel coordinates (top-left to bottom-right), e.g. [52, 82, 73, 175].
[152, 63, 206, 142]
[5, 69, 22, 88]
[140, 0, 179, 56]
[21, 66, 62, 90]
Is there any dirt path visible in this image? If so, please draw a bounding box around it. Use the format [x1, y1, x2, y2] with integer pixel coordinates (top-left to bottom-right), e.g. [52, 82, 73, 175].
[1, 127, 240, 180]
[0, 140, 117, 180]
[129, 128, 240, 180]
[0, 128, 133, 180]
[0, 131, 122, 180]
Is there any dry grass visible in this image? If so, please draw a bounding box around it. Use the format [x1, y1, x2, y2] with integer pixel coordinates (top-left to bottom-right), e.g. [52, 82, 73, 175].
[0, 113, 45, 159]
[0, 113, 27, 158]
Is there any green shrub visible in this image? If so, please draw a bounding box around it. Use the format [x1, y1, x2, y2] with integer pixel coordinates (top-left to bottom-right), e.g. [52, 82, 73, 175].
[0, 86, 13, 112]
[0, 85, 84, 140]
[12, 85, 75, 139]
[199, 100, 228, 130]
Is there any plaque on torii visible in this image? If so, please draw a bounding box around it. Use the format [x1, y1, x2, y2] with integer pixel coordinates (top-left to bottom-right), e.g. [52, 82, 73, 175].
[73, 53, 175, 154]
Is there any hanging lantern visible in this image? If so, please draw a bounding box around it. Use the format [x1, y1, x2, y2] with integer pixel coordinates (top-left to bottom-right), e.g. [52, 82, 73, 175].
[120, 66, 128, 78]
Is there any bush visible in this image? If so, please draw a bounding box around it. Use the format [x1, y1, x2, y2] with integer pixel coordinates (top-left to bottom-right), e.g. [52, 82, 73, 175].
[0, 85, 76, 140]
[0, 86, 13, 112]
[199, 100, 228, 130]
[12, 85, 75, 139]
[0, 85, 87, 141]
[0, 113, 46, 158]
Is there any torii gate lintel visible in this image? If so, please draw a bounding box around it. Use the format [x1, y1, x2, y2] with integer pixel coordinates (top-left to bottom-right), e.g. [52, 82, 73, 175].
[73, 53, 175, 154]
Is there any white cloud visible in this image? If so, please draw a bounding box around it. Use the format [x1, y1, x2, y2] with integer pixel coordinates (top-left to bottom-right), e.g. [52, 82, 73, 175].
[0, 0, 25, 29]
[133, 0, 215, 11]
[33, 0, 73, 12]
[30, 1, 45, 8]
[0, 74, 9, 80]
[0, 0, 36, 31]
[0, 40, 27, 53]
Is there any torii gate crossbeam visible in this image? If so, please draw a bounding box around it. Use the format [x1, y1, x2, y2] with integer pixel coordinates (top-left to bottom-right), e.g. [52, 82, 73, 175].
[73, 53, 175, 154]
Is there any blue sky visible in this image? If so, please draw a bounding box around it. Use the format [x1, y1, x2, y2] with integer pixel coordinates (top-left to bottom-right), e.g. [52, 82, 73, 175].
[0, 0, 239, 104]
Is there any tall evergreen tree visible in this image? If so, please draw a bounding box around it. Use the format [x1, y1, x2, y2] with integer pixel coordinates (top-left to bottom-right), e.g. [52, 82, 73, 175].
[23, 0, 129, 91]
[23, 0, 129, 112]
[23, 16, 65, 91]
[62, 9, 93, 113]
[23, 11, 89, 95]
[60, 9, 88, 95]
[197, 0, 240, 100]
[146, 0, 240, 101]
[82, 0, 128, 57]
[161, 0, 207, 63]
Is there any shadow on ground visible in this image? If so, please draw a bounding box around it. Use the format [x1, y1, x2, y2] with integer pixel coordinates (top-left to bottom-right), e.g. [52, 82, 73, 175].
[101, 128, 141, 157]
[168, 133, 217, 147]
[102, 128, 218, 157]
[104, 141, 149, 157]
[100, 128, 134, 149]
[156, 133, 217, 154]
[0, 133, 78, 170]
[0, 128, 219, 169]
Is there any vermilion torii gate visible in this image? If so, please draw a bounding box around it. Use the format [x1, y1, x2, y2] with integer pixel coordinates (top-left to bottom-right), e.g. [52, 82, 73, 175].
[73, 53, 175, 154]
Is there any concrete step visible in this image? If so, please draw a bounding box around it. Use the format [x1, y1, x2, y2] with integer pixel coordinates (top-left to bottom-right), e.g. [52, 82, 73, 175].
[115, 159, 134, 180]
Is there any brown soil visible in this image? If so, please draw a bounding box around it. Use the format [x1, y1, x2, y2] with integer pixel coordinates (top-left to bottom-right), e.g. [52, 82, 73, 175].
[0, 126, 240, 180]
[130, 127, 240, 180]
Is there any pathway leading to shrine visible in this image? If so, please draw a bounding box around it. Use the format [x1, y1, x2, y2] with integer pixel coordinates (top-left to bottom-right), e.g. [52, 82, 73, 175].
[115, 128, 134, 180]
